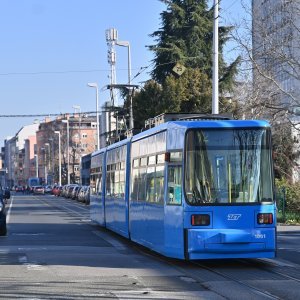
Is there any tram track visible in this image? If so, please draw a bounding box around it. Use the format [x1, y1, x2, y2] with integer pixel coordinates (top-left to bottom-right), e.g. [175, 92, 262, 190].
[28, 195, 300, 299]
[128, 244, 299, 299]
[240, 258, 300, 283]
[190, 260, 282, 300]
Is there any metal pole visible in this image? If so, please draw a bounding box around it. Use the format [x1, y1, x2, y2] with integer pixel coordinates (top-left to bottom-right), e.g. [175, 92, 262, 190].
[54, 131, 61, 186]
[96, 86, 100, 150]
[88, 83, 100, 150]
[67, 120, 70, 184]
[212, 0, 219, 114]
[35, 154, 38, 178]
[127, 44, 134, 130]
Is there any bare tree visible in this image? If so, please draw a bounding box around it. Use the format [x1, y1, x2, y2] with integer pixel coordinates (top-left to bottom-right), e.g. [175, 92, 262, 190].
[228, 0, 300, 181]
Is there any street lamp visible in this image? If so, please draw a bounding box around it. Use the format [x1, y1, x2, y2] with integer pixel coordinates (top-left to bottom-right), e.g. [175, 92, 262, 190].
[40, 147, 47, 185]
[87, 83, 100, 150]
[61, 119, 70, 184]
[48, 138, 54, 183]
[44, 143, 50, 184]
[34, 154, 39, 178]
[115, 40, 134, 130]
[54, 131, 61, 186]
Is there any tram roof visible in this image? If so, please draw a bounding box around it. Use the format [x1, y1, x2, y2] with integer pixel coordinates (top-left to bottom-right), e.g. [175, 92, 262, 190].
[92, 119, 270, 157]
[131, 119, 270, 142]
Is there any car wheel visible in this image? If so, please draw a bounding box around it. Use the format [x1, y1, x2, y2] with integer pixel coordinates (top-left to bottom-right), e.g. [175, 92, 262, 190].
[0, 226, 7, 236]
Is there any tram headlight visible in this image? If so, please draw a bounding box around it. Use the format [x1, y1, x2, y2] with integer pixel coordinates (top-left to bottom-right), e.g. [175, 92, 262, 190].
[257, 213, 273, 224]
[191, 214, 210, 226]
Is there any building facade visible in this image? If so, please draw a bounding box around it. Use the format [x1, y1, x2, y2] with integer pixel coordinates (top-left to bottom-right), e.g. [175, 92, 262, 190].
[253, 0, 300, 181]
[252, 0, 300, 109]
[36, 114, 97, 185]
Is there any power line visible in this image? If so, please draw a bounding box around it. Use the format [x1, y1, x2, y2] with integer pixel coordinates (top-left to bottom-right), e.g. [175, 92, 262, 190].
[0, 110, 119, 118]
[0, 68, 141, 77]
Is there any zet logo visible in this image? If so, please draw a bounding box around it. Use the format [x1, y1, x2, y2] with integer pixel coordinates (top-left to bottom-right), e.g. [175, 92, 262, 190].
[227, 214, 242, 221]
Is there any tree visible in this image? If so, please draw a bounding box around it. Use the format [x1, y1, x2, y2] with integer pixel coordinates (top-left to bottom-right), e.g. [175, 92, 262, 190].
[149, 0, 239, 88]
[230, 1, 300, 181]
[132, 0, 239, 127]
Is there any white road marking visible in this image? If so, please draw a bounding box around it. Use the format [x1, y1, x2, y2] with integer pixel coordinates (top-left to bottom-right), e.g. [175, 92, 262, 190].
[6, 196, 14, 223]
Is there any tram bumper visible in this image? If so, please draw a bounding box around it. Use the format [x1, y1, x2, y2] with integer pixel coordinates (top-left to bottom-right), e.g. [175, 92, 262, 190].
[186, 228, 276, 260]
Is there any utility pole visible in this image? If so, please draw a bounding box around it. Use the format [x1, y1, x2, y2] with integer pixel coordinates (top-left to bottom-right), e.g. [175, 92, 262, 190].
[212, 0, 219, 114]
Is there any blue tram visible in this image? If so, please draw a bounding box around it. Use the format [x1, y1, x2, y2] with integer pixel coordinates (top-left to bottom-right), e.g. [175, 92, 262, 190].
[90, 119, 276, 260]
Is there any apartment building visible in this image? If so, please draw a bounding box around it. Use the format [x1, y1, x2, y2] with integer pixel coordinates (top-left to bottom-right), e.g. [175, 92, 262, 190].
[36, 114, 97, 185]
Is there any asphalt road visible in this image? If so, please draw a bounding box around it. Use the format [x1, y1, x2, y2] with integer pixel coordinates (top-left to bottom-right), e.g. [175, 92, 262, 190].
[0, 193, 299, 300]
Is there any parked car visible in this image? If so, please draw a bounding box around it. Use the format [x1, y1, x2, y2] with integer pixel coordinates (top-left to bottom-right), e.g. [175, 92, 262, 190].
[52, 185, 62, 197]
[71, 186, 81, 200]
[15, 186, 24, 192]
[33, 186, 45, 195]
[77, 186, 87, 202]
[0, 192, 7, 236]
[44, 185, 52, 194]
[78, 186, 90, 204]
[83, 186, 90, 205]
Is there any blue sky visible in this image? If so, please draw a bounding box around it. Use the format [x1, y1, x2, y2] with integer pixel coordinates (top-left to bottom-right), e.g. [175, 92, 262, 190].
[0, 0, 246, 146]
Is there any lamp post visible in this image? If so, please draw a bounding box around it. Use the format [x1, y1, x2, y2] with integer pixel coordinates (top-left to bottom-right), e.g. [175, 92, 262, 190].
[73, 105, 82, 150]
[34, 154, 38, 178]
[40, 147, 47, 185]
[54, 131, 61, 186]
[44, 143, 50, 184]
[61, 119, 70, 184]
[48, 138, 54, 183]
[87, 83, 100, 150]
[115, 40, 134, 130]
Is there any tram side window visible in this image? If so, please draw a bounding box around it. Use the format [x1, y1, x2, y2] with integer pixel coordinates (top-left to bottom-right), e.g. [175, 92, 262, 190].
[90, 173, 97, 196]
[131, 168, 139, 201]
[167, 166, 182, 205]
[146, 166, 155, 202]
[155, 165, 165, 204]
[97, 173, 102, 196]
[138, 167, 147, 201]
[119, 168, 125, 198]
[106, 167, 111, 198]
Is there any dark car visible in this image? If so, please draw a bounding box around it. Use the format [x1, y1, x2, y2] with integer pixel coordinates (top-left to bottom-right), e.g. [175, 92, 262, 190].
[0, 192, 7, 236]
[3, 188, 10, 202]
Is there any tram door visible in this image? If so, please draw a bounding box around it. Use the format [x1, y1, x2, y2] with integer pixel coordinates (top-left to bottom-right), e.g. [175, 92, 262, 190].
[164, 163, 185, 259]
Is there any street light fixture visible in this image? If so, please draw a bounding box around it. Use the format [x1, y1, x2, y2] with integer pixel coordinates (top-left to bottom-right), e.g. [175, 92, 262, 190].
[40, 147, 47, 185]
[48, 139, 54, 183]
[44, 143, 50, 184]
[54, 131, 61, 186]
[115, 40, 134, 130]
[61, 119, 70, 184]
[34, 154, 39, 178]
[87, 83, 100, 150]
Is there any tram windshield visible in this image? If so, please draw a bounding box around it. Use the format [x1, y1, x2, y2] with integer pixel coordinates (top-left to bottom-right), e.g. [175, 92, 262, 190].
[185, 128, 273, 205]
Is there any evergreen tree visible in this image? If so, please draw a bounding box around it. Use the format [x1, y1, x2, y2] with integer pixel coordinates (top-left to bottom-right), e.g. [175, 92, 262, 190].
[132, 0, 239, 128]
[148, 0, 239, 90]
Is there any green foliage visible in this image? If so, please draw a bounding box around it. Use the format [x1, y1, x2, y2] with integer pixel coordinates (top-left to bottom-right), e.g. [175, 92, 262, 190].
[162, 67, 212, 113]
[131, 0, 241, 129]
[132, 80, 163, 129]
[272, 124, 295, 180]
[275, 178, 300, 213]
[149, 0, 239, 90]
[132, 66, 239, 128]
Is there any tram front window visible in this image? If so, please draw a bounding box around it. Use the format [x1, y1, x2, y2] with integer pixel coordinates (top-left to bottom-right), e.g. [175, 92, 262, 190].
[185, 128, 273, 205]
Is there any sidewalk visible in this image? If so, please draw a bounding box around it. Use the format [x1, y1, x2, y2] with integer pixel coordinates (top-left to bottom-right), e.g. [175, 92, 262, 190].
[277, 224, 300, 233]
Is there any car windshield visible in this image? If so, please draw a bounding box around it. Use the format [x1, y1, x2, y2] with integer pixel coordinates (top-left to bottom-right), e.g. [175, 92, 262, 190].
[185, 128, 274, 205]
